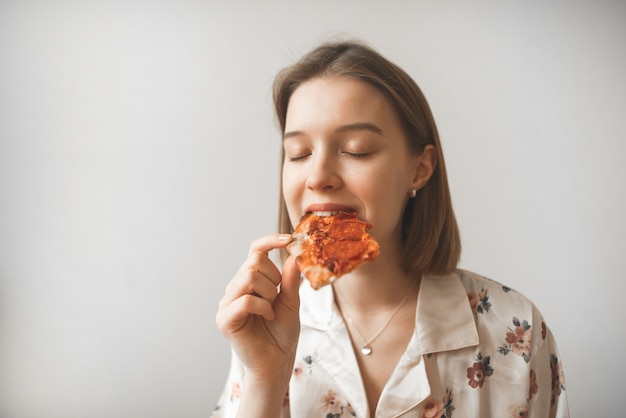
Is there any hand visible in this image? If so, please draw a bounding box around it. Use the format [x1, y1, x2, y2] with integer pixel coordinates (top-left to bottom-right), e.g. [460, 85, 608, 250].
[216, 233, 301, 382]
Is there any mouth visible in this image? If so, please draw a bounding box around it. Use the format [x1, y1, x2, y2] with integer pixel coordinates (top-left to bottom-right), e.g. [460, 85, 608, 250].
[306, 209, 358, 218]
[303, 204, 357, 219]
[311, 210, 342, 217]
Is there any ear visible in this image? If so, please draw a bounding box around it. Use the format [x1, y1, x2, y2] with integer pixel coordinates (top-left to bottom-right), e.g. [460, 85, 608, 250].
[410, 145, 437, 191]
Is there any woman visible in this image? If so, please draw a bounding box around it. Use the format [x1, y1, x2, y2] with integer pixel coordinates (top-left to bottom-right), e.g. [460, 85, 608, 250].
[213, 40, 569, 418]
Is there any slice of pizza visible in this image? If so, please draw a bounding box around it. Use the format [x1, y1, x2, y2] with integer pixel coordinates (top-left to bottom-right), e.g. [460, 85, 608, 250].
[287, 211, 380, 290]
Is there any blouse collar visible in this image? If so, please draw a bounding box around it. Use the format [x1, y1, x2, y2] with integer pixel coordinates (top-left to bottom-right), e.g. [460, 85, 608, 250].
[297, 271, 479, 417]
[299, 271, 479, 356]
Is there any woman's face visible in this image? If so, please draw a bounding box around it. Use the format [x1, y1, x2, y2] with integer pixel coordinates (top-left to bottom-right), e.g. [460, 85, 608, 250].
[282, 76, 433, 251]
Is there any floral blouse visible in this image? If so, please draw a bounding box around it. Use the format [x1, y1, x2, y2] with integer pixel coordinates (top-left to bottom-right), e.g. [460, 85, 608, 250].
[212, 269, 569, 418]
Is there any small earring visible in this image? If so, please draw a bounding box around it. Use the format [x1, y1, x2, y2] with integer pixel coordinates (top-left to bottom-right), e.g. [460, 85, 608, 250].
[409, 189, 417, 198]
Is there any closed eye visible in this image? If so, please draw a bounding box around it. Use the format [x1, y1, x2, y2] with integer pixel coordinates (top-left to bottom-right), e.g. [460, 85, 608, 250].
[342, 151, 370, 159]
[287, 153, 311, 162]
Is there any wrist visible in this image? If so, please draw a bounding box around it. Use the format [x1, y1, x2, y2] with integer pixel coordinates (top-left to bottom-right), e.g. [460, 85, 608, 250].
[237, 374, 289, 418]
[236, 370, 291, 418]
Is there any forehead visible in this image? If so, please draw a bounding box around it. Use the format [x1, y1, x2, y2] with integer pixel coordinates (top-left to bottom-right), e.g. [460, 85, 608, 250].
[285, 76, 401, 133]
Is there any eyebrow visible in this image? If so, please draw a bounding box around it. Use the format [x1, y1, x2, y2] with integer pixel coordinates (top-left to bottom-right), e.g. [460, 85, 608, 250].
[283, 122, 384, 140]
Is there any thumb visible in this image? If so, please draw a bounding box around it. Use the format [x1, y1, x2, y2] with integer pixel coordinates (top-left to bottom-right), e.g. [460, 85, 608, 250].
[279, 256, 301, 311]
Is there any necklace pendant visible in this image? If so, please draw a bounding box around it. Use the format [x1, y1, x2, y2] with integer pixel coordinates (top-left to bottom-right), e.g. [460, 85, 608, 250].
[361, 345, 373, 355]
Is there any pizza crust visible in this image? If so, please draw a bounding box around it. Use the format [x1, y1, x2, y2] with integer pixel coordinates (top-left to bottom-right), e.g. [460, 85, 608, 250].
[287, 212, 380, 289]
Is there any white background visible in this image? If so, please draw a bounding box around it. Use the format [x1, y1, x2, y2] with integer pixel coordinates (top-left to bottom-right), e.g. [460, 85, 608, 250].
[1, 1, 624, 416]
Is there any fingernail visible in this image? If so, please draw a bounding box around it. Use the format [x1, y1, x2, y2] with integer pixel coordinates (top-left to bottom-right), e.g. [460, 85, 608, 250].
[278, 234, 293, 241]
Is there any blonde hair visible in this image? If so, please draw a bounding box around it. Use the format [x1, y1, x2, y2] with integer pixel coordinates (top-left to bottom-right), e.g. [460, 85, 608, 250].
[273, 40, 461, 275]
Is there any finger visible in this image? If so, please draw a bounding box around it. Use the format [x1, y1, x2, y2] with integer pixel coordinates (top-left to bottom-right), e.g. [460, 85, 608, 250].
[216, 294, 275, 335]
[222, 253, 283, 304]
[248, 233, 293, 256]
[220, 272, 276, 311]
[221, 251, 282, 306]
[238, 265, 280, 302]
[243, 250, 284, 287]
[277, 256, 301, 312]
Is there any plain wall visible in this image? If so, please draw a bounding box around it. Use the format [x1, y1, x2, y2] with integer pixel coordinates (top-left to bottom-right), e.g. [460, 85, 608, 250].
[1, 1, 625, 416]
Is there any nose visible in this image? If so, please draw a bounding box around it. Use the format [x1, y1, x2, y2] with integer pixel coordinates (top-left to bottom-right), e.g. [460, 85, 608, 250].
[305, 152, 342, 191]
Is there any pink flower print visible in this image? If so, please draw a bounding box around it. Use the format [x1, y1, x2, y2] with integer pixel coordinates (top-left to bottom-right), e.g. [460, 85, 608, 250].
[467, 291, 480, 312]
[293, 363, 304, 378]
[498, 317, 532, 362]
[467, 362, 486, 388]
[293, 355, 313, 377]
[506, 326, 532, 358]
[466, 352, 494, 389]
[528, 369, 539, 400]
[322, 390, 342, 415]
[230, 382, 241, 401]
[467, 288, 491, 314]
[441, 388, 454, 417]
[421, 389, 454, 418]
[508, 402, 529, 418]
[421, 398, 443, 418]
[477, 288, 491, 313]
[551, 354, 566, 405]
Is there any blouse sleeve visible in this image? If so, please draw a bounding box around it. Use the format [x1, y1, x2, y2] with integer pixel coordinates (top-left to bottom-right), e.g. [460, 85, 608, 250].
[528, 323, 570, 418]
[211, 349, 292, 418]
[211, 349, 245, 418]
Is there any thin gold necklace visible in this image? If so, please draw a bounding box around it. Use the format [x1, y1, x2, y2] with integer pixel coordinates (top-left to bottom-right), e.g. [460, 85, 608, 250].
[335, 283, 415, 356]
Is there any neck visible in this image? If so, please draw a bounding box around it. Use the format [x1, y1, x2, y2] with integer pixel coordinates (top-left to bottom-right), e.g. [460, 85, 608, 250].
[332, 259, 420, 358]
[332, 253, 420, 313]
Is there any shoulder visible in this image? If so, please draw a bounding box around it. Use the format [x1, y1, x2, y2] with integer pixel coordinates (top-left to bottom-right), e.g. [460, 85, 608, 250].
[455, 269, 549, 361]
[456, 268, 515, 295]
[456, 269, 539, 315]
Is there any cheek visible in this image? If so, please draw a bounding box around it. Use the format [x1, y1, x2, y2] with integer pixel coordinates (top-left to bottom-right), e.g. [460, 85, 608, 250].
[357, 165, 411, 232]
[358, 164, 408, 204]
[282, 164, 301, 192]
[281, 166, 301, 223]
